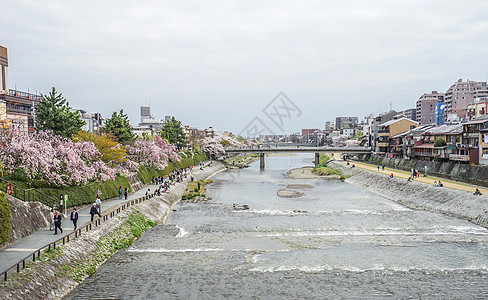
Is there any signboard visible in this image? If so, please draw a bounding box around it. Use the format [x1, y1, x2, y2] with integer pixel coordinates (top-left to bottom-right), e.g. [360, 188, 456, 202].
[434, 103, 445, 126]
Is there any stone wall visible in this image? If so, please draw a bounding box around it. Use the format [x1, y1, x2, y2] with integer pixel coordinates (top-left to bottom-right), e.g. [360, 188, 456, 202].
[0, 162, 226, 300]
[329, 160, 488, 227]
[362, 155, 488, 188]
[1, 195, 51, 248]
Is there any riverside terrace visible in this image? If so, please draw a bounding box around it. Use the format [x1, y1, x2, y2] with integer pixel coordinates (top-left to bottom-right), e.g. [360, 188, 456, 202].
[224, 146, 372, 168]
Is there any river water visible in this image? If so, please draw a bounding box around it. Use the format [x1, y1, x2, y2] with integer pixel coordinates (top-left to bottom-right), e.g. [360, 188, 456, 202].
[65, 154, 488, 299]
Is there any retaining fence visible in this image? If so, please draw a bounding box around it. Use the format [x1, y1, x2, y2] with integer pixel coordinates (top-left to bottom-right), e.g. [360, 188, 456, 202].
[0, 178, 57, 208]
[1, 190, 157, 281]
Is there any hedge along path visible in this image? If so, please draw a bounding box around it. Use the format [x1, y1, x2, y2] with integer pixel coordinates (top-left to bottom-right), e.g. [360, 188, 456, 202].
[328, 153, 488, 195]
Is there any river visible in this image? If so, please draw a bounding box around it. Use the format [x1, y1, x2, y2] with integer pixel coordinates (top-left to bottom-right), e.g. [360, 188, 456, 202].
[65, 154, 488, 299]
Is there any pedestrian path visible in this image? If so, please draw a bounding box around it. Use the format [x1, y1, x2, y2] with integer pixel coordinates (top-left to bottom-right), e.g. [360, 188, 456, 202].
[0, 183, 159, 272]
[329, 153, 488, 195]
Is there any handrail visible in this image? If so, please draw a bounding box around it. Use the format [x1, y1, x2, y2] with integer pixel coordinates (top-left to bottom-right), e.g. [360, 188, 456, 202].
[0, 178, 57, 208]
[1, 190, 157, 281]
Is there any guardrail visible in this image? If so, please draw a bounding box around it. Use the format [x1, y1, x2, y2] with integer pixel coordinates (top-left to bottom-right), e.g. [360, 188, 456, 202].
[0, 178, 57, 208]
[1, 190, 157, 281]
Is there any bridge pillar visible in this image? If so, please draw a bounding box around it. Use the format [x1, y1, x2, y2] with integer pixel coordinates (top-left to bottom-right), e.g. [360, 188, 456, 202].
[315, 153, 320, 166]
[260, 153, 265, 169]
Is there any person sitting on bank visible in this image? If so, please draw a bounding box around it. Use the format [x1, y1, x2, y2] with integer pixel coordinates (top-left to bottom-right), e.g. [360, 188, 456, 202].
[434, 181, 438, 186]
[438, 181, 443, 187]
[389, 173, 394, 179]
[474, 188, 483, 195]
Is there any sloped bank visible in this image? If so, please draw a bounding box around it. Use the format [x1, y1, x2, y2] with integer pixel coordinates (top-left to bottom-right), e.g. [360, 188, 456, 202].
[329, 161, 488, 227]
[0, 162, 225, 300]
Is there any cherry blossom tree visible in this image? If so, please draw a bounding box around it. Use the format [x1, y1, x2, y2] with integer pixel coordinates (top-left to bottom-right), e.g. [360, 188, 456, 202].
[0, 130, 115, 186]
[125, 136, 180, 170]
[200, 137, 225, 157]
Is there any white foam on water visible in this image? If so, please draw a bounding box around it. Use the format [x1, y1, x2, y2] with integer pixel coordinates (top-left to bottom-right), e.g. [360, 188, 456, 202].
[127, 248, 225, 253]
[248, 264, 488, 273]
[255, 229, 488, 237]
[176, 226, 189, 238]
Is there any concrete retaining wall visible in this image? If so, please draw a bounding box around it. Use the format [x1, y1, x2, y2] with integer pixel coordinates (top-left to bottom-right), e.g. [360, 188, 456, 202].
[330, 160, 488, 227]
[362, 155, 488, 187]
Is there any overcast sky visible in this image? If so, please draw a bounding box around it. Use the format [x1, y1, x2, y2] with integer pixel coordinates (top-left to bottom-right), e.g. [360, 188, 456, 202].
[2, 0, 488, 135]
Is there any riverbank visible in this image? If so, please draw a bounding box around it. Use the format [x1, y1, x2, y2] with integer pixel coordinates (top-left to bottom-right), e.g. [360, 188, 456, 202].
[0, 162, 225, 300]
[328, 160, 488, 228]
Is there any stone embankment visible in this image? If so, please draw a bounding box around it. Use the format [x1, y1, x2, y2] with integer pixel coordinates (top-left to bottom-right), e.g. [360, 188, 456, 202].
[363, 155, 488, 188]
[329, 161, 488, 227]
[2, 196, 51, 248]
[0, 162, 225, 300]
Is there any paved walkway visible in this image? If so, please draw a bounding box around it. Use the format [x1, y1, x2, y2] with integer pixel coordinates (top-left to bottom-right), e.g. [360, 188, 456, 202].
[0, 162, 211, 272]
[329, 153, 488, 195]
[0, 183, 161, 272]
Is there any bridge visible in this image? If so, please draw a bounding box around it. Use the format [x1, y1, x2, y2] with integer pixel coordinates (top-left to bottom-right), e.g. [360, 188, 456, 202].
[225, 147, 372, 168]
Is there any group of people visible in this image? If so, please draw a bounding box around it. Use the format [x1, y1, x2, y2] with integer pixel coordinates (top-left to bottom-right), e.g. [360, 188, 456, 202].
[45, 162, 206, 237]
[433, 180, 444, 187]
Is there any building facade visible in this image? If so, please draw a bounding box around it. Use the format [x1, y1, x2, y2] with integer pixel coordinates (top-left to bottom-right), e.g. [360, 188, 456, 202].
[445, 79, 488, 119]
[416, 91, 444, 125]
[0, 45, 41, 133]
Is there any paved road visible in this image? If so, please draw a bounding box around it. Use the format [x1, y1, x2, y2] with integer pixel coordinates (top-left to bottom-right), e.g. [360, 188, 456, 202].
[329, 153, 488, 194]
[0, 183, 162, 272]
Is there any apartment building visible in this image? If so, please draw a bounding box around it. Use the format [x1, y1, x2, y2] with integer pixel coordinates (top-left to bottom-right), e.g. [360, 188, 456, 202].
[445, 79, 488, 119]
[416, 91, 444, 125]
[0, 45, 41, 133]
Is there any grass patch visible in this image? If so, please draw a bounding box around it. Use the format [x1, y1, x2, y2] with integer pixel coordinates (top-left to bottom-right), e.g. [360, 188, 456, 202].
[181, 179, 212, 200]
[65, 212, 156, 282]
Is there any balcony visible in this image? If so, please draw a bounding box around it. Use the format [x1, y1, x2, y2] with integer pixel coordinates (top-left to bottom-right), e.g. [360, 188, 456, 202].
[415, 151, 434, 157]
[8, 89, 42, 101]
[449, 154, 469, 162]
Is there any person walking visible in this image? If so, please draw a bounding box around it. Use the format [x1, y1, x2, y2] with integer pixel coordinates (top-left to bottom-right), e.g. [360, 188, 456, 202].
[96, 197, 102, 214]
[118, 186, 123, 199]
[49, 208, 54, 231]
[96, 188, 101, 199]
[70, 208, 79, 230]
[124, 187, 128, 200]
[53, 211, 63, 235]
[90, 203, 101, 222]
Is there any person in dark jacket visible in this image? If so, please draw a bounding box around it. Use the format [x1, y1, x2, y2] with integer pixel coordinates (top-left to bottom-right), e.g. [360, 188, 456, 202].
[54, 211, 63, 235]
[70, 208, 79, 230]
[90, 203, 101, 222]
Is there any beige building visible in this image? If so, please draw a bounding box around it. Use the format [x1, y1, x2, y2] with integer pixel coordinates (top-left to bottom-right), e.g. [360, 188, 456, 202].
[0, 45, 41, 133]
[376, 117, 419, 155]
[445, 79, 488, 119]
[0, 46, 8, 95]
[467, 98, 488, 120]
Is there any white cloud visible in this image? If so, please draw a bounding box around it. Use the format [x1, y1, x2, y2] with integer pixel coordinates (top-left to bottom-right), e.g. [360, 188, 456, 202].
[2, 0, 488, 133]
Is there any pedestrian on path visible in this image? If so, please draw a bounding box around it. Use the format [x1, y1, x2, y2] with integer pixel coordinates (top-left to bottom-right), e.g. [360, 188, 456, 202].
[90, 203, 101, 222]
[96, 188, 101, 199]
[53, 211, 63, 235]
[118, 186, 123, 199]
[124, 187, 128, 200]
[49, 208, 54, 231]
[377, 165, 380, 171]
[70, 208, 79, 230]
[382, 164, 385, 171]
[96, 198, 102, 214]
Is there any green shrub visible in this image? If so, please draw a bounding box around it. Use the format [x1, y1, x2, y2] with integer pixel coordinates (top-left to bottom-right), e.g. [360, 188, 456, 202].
[0, 193, 11, 244]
